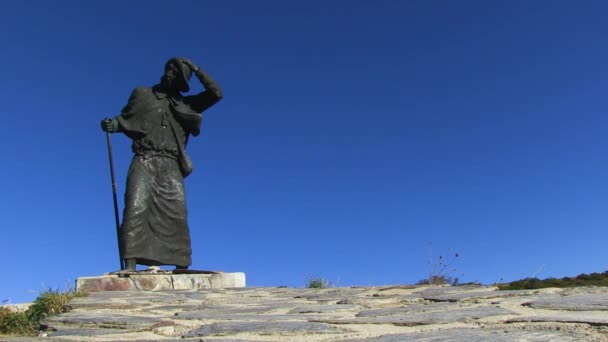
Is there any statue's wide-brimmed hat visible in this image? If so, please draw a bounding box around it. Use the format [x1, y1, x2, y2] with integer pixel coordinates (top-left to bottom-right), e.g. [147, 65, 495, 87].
[165, 57, 193, 91]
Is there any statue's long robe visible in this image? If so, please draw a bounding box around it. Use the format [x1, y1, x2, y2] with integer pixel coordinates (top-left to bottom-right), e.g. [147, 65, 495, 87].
[115, 85, 218, 267]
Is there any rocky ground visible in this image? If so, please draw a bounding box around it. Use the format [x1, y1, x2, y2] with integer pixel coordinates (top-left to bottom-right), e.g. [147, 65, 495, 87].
[3, 284, 608, 341]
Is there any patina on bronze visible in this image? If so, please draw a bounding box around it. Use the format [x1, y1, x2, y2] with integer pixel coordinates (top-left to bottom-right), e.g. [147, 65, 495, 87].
[101, 57, 223, 272]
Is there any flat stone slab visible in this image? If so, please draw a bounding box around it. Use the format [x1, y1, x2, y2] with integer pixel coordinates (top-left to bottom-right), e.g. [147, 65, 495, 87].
[507, 311, 608, 326]
[76, 272, 245, 292]
[356, 302, 454, 317]
[313, 306, 515, 326]
[185, 321, 340, 337]
[287, 304, 361, 314]
[523, 294, 608, 311]
[176, 313, 310, 321]
[339, 328, 589, 341]
[48, 327, 127, 337]
[41, 311, 168, 330]
[415, 287, 537, 302]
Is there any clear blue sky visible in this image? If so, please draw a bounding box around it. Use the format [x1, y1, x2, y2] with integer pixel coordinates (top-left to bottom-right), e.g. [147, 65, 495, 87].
[1, 1, 607, 303]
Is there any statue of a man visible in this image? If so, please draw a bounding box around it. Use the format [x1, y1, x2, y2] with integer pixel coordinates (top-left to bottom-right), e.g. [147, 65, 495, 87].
[101, 57, 223, 271]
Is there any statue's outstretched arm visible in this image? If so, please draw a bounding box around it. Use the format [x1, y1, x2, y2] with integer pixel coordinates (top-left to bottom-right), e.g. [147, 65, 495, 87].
[101, 87, 148, 135]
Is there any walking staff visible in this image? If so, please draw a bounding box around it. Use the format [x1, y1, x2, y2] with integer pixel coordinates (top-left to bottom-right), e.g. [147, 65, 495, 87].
[104, 129, 125, 271]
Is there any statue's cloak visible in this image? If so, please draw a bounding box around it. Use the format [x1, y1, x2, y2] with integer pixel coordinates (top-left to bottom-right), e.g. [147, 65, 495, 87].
[115, 85, 204, 267]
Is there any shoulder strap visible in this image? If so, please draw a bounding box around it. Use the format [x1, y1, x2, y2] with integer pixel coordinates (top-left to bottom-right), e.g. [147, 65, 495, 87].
[167, 113, 193, 177]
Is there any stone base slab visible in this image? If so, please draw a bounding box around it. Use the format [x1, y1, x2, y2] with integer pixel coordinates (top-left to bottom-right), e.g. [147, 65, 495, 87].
[76, 272, 245, 293]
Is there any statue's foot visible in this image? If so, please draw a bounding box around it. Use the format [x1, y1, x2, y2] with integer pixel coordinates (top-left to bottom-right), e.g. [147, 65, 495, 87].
[124, 258, 137, 272]
[175, 265, 188, 271]
[113, 259, 137, 277]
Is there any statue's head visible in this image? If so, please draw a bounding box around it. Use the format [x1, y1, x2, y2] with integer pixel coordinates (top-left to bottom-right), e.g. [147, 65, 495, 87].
[161, 58, 193, 93]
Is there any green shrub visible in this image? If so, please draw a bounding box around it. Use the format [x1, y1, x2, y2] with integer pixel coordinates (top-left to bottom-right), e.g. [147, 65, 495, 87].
[0, 307, 36, 336]
[416, 275, 460, 286]
[0, 287, 86, 337]
[307, 277, 330, 289]
[26, 289, 75, 323]
[498, 271, 608, 290]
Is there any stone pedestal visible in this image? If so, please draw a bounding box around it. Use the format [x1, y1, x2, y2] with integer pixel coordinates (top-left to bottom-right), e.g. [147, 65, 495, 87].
[76, 272, 245, 293]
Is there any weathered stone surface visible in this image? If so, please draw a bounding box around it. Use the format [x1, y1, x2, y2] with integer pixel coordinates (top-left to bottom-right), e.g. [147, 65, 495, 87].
[186, 340, 268, 342]
[313, 306, 514, 326]
[507, 312, 608, 326]
[175, 313, 309, 321]
[336, 294, 424, 305]
[184, 340, 271, 342]
[339, 328, 588, 341]
[173, 304, 309, 321]
[19, 285, 608, 341]
[0, 338, 62, 342]
[185, 321, 340, 336]
[175, 304, 277, 315]
[413, 285, 494, 296]
[523, 294, 608, 311]
[417, 287, 537, 302]
[288, 304, 360, 314]
[76, 272, 245, 293]
[209, 272, 246, 288]
[356, 302, 453, 317]
[47, 328, 126, 337]
[292, 288, 370, 303]
[41, 311, 167, 330]
[171, 274, 211, 290]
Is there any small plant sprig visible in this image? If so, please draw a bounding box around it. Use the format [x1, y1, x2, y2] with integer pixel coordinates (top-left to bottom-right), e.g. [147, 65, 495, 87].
[417, 243, 462, 286]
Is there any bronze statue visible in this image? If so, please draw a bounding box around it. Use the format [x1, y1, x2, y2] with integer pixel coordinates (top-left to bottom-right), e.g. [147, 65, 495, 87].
[101, 57, 223, 271]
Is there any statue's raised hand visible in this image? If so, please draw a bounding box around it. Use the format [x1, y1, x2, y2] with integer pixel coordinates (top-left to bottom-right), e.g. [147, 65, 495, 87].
[179, 58, 199, 73]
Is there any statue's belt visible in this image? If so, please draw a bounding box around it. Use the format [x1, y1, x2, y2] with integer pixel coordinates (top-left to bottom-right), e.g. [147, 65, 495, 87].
[135, 150, 178, 160]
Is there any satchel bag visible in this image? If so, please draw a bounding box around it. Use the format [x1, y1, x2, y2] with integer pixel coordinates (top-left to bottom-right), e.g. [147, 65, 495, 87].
[168, 116, 193, 178]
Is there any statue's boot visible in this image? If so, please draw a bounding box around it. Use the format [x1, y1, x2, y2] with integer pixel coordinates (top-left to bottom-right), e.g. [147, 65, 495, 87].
[113, 259, 137, 277]
[175, 265, 188, 271]
[124, 259, 137, 272]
